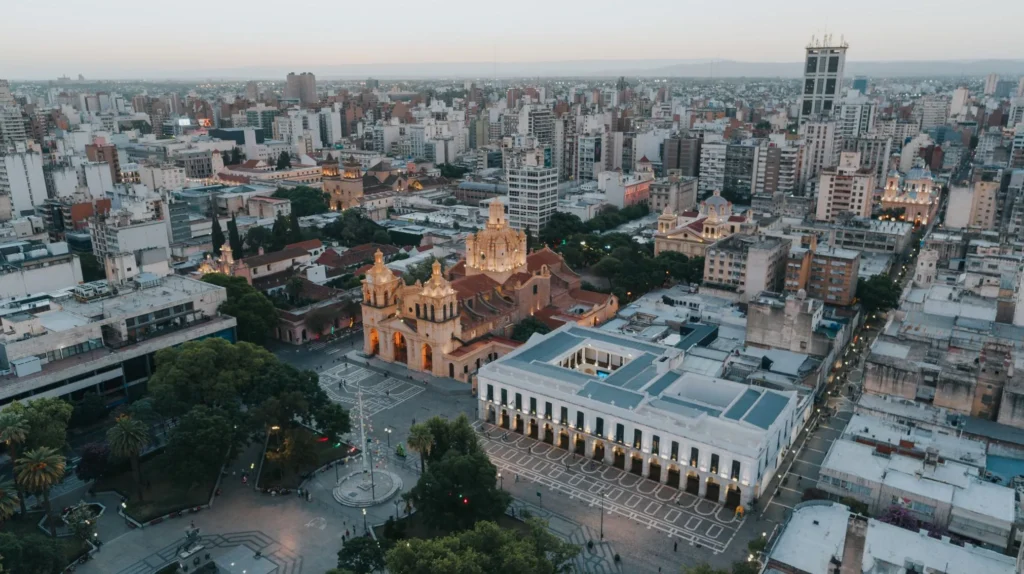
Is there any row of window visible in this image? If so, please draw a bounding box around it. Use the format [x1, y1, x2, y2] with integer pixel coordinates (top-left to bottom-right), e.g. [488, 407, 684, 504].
[487, 384, 742, 480]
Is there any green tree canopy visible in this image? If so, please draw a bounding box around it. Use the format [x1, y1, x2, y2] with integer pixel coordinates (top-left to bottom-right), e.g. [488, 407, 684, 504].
[0, 532, 63, 574]
[211, 216, 225, 256]
[245, 226, 272, 256]
[273, 186, 330, 217]
[511, 317, 551, 342]
[227, 215, 244, 255]
[276, 151, 292, 170]
[164, 405, 238, 483]
[6, 398, 73, 451]
[201, 273, 279, 344]
[372, 230, 392, 245]
[322, 210, 388, 247]
[337, 536, 388, 574]
[857, 274, 902, 313]
[78, 252, 105, 282]
[403, 256, 444, 285]
[438, 163, 469, 179]
[385, 518, 579, 574]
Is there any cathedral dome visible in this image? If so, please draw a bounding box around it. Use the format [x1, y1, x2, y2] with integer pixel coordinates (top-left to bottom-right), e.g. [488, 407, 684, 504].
[465, 201, 527, 281]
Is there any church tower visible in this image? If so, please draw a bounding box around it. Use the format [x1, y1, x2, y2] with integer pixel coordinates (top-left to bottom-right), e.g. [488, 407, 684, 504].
[657, 206, 677, 233]
[322, 156, 342, 210]
[464, 201, 527, 284]
[361, 249, 401, 356]
[324, 154, 364, 210]
[413, 260, 461, 376]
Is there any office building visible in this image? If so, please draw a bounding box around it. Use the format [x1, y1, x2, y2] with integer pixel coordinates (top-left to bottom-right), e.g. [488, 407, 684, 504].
[576, 133, 604, 182]
[0, 106, 28, 151]
[518, 105, 554, 146]
[649, 175, 697, 215]
[916, 95, 950, 130]
[851, 75, 868, 94]
[662, 136, 701, 178]
[0, 240, 83, 299]
[842, 134, 892, 184]
[984, 73, 999, 96]
[799, 35, 848, 123]
[799, 120, 839, 195]
[285, 72, 317, 106]
[245, 105, 279, 132]
[139, 164, 187, 192]
[506, 146, 558, 233]
[753, 135, 803, 196]
[477, 324, 801, 507]
[837, 90, 876, 138]
[0, 151, 46, 216]
[702, 234, 791, 301]
[0, 275, 236, 406]
[815, 151, 875, 222]
[699, 141, 757, 202]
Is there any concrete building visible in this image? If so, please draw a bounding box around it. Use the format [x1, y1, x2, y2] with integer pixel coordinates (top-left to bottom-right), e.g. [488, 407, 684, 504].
[799, 36, 847, 123]
[649, 175, 697, 215]
[284, 72, 317, 106]
[787, 217, 914, 254]
[175, 149, 215, 179]
[843, 134, 892, 185]
[753, 135, 803, 196]
[477, 323, 802, 507]
[799, 120, 840, 195]
[597, 170, 652, 209]
[817, 438, 1015, 548]
[662, 136, 701, 178]
[800, 244, 860, 306]
[816, 151, 876, 222]
[916, 95, 950, 130]
[702, 234, 791, 302]
[746, 291, 834, 357]
[0, 240, 83, 298]
[245, 105, 279, 133]
[765, 503, 1017, 574]
[576, 134, 604, 182]
[517, 105, 554, 146]
[85, 143, 121, 185]
[0, 151, 47, 215]
[837, 90, 876, 138]
[90, 210, 172, 285]
[0, 106, 28, 151]
[0, 275, 236, 405]
[699, 141, 758, 202]
[506, 145, 558, 234]
[139, 164, 186, 192]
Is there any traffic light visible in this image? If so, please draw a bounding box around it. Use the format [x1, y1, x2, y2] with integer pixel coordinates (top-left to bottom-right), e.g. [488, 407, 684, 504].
[462, 497, 469, 505]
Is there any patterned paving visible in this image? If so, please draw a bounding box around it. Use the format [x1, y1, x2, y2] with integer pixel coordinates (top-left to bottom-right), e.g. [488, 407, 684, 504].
[115, 530, 302, 574]
[507, 498, 620, 573]
[476, 421, 745, 555]
[318, 364, 424, 418]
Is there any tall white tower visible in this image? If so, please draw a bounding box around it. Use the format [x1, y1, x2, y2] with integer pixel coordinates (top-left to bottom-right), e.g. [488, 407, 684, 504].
[799, 35, 848, 124]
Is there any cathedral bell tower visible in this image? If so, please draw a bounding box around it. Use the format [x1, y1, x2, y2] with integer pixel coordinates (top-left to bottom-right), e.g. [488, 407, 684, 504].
[413, 260, 461, 376]
[361, 249, 401, 356]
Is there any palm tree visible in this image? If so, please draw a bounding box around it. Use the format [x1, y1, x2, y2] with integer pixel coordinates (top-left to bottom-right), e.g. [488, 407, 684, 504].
[407, 424, 433, 473]
[0, 412, 29, 516]
[0, 480, 19, 522]
[107, 415, 149, 502]
[15, 447, 65, 537]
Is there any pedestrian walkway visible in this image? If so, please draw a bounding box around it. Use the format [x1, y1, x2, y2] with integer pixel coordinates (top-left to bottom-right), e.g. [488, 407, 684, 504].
[507, 497, 620, 574]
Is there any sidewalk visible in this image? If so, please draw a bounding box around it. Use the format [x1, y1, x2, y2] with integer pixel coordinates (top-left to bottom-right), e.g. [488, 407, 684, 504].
[343, 351, 472, 395]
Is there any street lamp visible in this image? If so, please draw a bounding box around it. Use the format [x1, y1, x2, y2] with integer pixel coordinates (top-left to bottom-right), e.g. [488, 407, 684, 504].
[362, 508, 368, 534]
[599, 492, 605, 539]
[498, 472, 503, 490]
[384, 427, 392, 450]
[393, 499, 400, 520]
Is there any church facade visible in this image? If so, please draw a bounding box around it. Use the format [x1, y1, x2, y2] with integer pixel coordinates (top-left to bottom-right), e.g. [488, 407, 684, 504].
[653, 190, 757, 258]
[361, 201, 619, 383]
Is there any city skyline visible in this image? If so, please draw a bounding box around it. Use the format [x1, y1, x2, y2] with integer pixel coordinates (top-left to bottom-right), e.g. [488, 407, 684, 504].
[3, 0, 1023, 80]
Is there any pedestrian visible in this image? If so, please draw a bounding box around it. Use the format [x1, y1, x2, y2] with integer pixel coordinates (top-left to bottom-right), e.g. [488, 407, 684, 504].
[514, 473, 519, 483]
[673, 541, 678, 552]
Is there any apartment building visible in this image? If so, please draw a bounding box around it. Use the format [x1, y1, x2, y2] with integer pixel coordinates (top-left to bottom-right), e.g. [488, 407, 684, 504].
[506, 146, 558, 233]
[815, 151, 875, 222]
[703, 234, 790, 301]
[649, 175, 697, 215]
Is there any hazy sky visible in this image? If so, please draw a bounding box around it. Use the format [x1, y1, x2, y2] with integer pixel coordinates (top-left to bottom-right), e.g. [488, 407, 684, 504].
[3, 0, 1023, 79]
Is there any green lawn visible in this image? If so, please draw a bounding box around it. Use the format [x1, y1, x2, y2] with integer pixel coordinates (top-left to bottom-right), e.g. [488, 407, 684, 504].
[0, 512, 91, 565]
[260, 427, 356, 489]
[94, 452, 218, 523]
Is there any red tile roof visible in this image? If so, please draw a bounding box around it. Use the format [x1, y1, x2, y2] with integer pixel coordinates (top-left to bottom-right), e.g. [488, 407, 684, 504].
[502, 272, 534, 289]
[685, 218, 707, 231]
[451, 274, 499, 299]
[527, 247, 564, 272]
[533, 307, 568, 330]
[728, 215, 747, 222]
[569, 289, 614, 305]
[286, 239, 323, 251]
[241, 247, 308, 267]
[240, 160, 262, 169]
[680, 210, 699, 218]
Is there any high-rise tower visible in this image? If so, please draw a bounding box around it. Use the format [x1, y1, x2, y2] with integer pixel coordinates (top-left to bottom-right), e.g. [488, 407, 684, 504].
[799, 35, 848, 124]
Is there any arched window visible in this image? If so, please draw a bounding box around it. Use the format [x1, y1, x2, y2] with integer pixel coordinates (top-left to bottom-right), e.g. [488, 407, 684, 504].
[449, 363, 455, 378]
[431, 306, 436, 321]
[443, 305, 447, 321]
[415, 303, 420, 317]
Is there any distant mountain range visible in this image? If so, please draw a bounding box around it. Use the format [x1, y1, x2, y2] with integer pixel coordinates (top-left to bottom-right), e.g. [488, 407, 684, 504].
[14, 58, 1024, 82]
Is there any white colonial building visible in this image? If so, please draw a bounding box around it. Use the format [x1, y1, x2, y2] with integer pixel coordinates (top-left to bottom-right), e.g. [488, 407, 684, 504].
[477, 324, 802, 508]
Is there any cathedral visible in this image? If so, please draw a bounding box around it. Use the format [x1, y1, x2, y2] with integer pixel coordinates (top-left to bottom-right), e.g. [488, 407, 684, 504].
[653, 190, 757, 258]
[361, 201, 619, 382]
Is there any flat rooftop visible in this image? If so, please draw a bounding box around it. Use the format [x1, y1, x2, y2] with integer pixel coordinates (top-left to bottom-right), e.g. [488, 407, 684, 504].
[482, 325, 797, 457]
[62, 275, 223, 320]
[769, 502, 1015, 574]
[843, 412, 987, 468]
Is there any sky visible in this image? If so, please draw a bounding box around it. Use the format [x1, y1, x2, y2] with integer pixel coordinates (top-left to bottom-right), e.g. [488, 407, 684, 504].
[2, 0, 1023, 79]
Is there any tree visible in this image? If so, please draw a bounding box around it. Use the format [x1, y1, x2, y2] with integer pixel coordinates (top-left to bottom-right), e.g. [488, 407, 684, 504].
[288, 211, 303, 244]
[337, 536, 388, 573]
[269, 428, 319, 473]
[107, 415, 149, 502]
[221, 150, 231, 166]
[271, 214, 290, 252]
[245, 226, 271, 256]
[273, 187, 329, 217]
[6, 399, 73, 452]
[840, 496, 869, 515]
[230, 147, 244, 165]
[201, 274, 279, 344]
[276, 150, 292, 170]
[411, 449, 511, 531]
[228, 215, 244, 255]
[78, 252, 105, 282]
[682, 565, 728, 574]
[878, 504, 919, 531]
[437, 163, 468, 179]
[407, 424, 433, 474]
[211, 215, 225, 256]
[731, 562, 760, 574]
[0, 532, 62, 574]
[857, 275, 901, 313]
[511, 317, 551, 342]
[15, 447, 66, 537]
[164, 406, 236, 483]
[0, 412, 29, 516]
[403, 257, 444, 285]
[70, 392, 107, 428]
[592, 256, 622, 288]
[75, 442, 111, 481]
[286, 276, 305, 302]
[0, 481, 18, 522]
[442, 197, 458, 206]
[65, 504, 96, 542]
[539, 213, 587, 246]
[372, 230, 392, 245]
[385, 518, 579, 574]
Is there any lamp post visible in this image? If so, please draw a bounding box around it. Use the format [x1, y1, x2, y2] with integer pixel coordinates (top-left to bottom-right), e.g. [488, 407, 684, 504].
[498, 472, 503, 491]
[362, 508, 368, 534]
[384, 427, 392, 450]
[393, 499, 400, 520]
[600, 492, 605, 539]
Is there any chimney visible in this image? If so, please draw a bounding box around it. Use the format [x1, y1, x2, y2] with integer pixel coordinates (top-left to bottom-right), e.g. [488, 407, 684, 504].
[839, 514, 867, 574]
[258, 246, 265, 256]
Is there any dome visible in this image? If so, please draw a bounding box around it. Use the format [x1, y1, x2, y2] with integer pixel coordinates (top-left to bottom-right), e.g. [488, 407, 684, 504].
[703, 190, 729, 207]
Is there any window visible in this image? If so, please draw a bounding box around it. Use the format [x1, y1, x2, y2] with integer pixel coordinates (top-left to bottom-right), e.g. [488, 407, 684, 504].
[533, 284, 538, 295]
[652, 435, 660, 456]
[515, 393, 522, 410]
[595, 417, 604, 437]
[710, 454, 720, 474]
[500, 389, 507, 406]
[576, 411, 584, 429]
[560, 407, 568, 425]
[731, 460, 740, 481]
[545, 402, 552, 419]
[529, 397, 537, 415]
[805, 56, 817, 73]
[671, 441, 679, 462]
[486, 384, 494, 401]
[615, 424, 624, 443]
[690, 447, 699, 467]
[633, 429, 643, 450]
